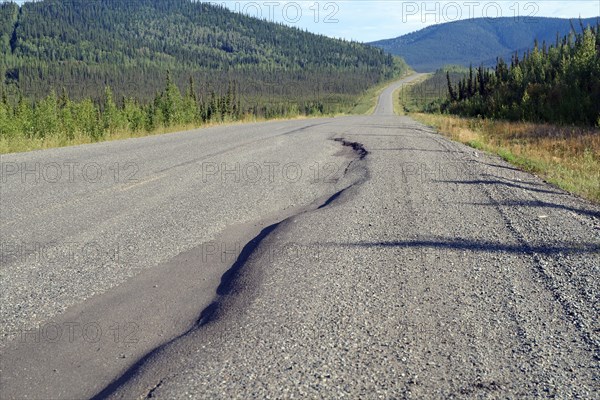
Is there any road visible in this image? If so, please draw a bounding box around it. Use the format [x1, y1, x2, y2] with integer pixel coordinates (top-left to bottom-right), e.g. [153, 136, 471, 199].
[1, 75, 599, 399]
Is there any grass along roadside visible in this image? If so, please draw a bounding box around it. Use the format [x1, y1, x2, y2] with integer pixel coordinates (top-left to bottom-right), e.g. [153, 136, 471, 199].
[392, 73, 431, 116]
[0, 113, 329, 154]
[0, 93, 369, 155]
[349, 71, 416, 115]
[1, 73, 413, 155]
[411, 113, 600, 203]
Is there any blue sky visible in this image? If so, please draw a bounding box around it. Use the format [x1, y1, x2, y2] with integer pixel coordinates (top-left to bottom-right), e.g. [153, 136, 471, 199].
[11, 1, 600, 42]
[204, 0, 600, 41]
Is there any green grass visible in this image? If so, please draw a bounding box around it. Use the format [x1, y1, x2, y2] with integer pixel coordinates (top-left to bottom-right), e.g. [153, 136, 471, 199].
[0, 77, 411, 154]
[392, 73, 432, 116]
[467, 139, 484, 150]
[0, 113, 321, 154]
[349, 71, 415, 115]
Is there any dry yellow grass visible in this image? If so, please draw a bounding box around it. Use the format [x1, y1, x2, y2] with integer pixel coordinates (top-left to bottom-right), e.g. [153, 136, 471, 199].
[0, 113, 326, 155]
[412, 113, 600, 203]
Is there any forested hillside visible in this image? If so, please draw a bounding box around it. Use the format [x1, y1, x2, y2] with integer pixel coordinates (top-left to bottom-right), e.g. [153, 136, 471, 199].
[371, 17, 598, 72]
[0, 0, 405, 106]
[400, 23, 600, 201]
[0, 0, 408, 152]
[443, 23, 600, 126]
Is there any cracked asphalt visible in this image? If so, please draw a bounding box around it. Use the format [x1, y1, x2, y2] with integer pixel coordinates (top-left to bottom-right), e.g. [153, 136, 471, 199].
[1, 74, 599, 399]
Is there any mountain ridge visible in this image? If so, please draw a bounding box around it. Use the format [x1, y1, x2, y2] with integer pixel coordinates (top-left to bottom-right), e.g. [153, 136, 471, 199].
[370, 16, 599, 71]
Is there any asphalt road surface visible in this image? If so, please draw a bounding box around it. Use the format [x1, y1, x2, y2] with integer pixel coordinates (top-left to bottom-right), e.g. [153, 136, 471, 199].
[1, 75, 599, 399]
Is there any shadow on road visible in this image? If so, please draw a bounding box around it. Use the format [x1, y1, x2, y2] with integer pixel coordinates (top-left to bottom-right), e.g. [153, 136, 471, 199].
[463, 199, 600, 219]
[326, 238, 599, 256]
[437, 179, 567, 196]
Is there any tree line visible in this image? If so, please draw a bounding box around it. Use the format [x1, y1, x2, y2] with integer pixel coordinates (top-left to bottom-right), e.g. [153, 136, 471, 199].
[0, 0, 410, 146]
[1, 72, 263, 141]
[444, 21, 600, 126]
[1, 0, 406, 103]
[0, 67, 387, 142]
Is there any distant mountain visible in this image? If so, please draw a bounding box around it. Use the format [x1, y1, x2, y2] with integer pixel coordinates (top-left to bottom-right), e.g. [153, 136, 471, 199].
[0, 0, 407, 104]
[370, 17, 599, 72]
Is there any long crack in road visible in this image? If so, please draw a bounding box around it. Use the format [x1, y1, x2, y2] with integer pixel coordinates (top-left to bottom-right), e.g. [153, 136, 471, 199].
[1, 75, 599, 399]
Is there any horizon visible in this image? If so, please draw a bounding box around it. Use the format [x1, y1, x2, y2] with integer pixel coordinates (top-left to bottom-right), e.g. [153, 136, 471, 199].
[202, 1, 599, 42]
[8, 0, 600, 42]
